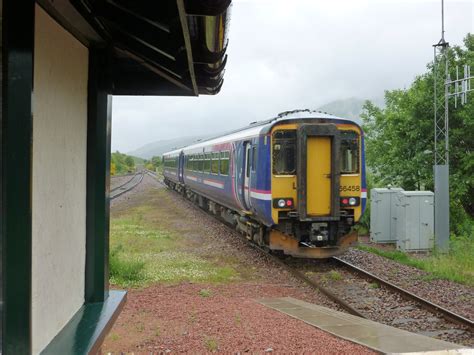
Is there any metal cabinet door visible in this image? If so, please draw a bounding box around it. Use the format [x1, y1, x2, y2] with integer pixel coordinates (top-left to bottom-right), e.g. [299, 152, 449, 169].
[419, 195, 435, 250]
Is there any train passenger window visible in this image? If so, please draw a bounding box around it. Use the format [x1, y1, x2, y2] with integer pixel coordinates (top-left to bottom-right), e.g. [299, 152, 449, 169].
[211, 153, 219, 174]
[196, 155, 201, 172]
[251, 146, 258, 171]
[219, 151, 230, 175]
[204, 153, 211, 172]
[272, 130, 296, 175]
[340, 131, 359, 174]
[191, 155, 196, 171]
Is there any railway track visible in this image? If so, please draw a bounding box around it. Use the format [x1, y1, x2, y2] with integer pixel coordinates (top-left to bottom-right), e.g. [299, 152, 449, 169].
[332, 256, 474, 331]
[250, 246, 473, 346]
[110, 171, 144, 200]
[283, 257, 473, 346]
[158, 174, 473, 346]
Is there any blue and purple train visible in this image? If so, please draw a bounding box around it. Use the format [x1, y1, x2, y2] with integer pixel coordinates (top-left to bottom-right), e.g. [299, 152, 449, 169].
[163, 110, 366, 258]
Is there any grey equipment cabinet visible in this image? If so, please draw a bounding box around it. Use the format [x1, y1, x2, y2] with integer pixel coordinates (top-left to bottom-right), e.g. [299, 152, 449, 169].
[395, 191, 434, 251]
[370, 188, 404, 243]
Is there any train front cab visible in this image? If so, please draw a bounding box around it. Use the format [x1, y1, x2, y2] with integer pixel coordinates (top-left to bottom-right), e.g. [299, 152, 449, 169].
[269, 120, 363, 258]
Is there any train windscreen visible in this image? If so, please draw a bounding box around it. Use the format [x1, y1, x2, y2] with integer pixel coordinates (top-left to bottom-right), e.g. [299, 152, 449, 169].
[273, 130, 296, 175]
[340, 131, 359, 174]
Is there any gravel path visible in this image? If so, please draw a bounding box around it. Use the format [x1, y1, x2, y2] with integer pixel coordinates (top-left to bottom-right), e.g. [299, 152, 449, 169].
[106, 282, 374, 354]
[339, 248, 474, 321]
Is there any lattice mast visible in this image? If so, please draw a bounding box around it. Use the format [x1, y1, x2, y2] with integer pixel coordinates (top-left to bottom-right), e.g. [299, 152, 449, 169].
[432, 0, 474, 250]
[432, 0, 450, 251]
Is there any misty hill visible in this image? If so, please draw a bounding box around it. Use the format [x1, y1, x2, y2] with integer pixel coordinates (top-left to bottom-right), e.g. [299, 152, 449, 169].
[127, 135, 206, 159]
[316, 97, 384, 123]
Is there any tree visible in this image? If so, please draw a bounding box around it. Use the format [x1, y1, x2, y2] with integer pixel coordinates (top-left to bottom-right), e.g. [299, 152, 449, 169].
[362, 34, 474, 234]
[125, 155, 135, 170]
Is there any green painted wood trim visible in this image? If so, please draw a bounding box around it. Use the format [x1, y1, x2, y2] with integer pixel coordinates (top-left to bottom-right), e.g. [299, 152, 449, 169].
[41, 290, 127, 355]
[85, 48, 112, 303]
[1, 0, 35, 353]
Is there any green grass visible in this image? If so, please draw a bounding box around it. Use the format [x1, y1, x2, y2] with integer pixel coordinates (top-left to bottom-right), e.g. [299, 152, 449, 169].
[204, 337, 218, 352]
[328, 270, 343, 281]
[357, 236, 474, 286]
[198, 289, 212, 298]
[110, 210, 238, 287]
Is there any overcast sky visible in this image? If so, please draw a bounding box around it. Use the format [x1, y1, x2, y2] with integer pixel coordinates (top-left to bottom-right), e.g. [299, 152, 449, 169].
[111, 0, 473, 153]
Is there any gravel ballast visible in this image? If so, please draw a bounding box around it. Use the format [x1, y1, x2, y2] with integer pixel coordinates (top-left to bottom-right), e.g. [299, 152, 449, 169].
[339, 248, 474, 321]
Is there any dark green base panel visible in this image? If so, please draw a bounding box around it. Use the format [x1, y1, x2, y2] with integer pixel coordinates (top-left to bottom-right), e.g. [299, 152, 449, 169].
[41, 290, 127, 355]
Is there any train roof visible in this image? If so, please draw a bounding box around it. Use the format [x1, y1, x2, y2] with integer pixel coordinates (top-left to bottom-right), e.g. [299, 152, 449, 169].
[163, 110, 360, 156]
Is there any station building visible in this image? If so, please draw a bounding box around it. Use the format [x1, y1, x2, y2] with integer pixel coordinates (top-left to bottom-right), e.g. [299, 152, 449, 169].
[1, 0, 231, 353]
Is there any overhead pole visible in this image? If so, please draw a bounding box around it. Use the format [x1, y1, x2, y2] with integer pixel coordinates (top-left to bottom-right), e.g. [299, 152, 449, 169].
[432, 0, 474, 251]
[432, 0, 450, 251]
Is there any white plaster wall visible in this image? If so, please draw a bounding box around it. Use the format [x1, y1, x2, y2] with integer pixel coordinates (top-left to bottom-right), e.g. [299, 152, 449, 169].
[32, 6, 89, 354]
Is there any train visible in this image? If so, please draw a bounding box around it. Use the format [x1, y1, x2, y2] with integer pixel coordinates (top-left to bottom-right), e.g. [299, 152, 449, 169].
[162, 109, 366, 258]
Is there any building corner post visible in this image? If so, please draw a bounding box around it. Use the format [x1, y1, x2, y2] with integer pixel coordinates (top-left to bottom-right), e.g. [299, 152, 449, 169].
[85, 48, 112, 303]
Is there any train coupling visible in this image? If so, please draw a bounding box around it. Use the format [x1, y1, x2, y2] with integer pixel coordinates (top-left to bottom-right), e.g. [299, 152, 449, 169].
[310, 223, 329, 243]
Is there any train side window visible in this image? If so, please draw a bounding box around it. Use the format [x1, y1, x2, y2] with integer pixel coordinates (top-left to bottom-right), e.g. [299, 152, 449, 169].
[191, 155, 196, 171]
[204, 153, 211, 172]
[272, 130, 296, 175]
[340, 131, 359, 174]
[211, 152, 219, 174]
[196, 155, 201, 172]
[251, 146, 258, 172]
[219, 151, 229, 175]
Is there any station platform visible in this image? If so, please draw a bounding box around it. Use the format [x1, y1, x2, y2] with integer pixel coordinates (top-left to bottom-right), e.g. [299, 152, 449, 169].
[259, 297, 470, 354]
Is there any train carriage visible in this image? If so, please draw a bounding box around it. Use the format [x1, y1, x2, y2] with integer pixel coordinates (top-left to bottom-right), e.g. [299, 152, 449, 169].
[163, 110, 366, 258]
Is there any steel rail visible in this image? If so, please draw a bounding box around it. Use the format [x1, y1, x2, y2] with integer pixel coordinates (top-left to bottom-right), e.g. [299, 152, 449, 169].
[111, 172, 136, 179]
[110, 171, 144, 200]
[111, 172, 140, 193]
[257, 249, 367, 318]
[332, 256, 474, 331]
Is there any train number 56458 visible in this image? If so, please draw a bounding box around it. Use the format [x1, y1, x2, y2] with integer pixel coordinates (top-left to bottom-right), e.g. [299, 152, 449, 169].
[340, 185, 360, 192]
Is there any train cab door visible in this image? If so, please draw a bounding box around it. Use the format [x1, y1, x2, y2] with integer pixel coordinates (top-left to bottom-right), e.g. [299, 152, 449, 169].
[307, 137, 332, 216]
[243, 142, 252, 210]
[297, 124, 340, 219]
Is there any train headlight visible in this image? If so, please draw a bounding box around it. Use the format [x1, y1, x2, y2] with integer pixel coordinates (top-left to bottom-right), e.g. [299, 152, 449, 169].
[340, 197, 360, 207]
[273, 198, 295, 209]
